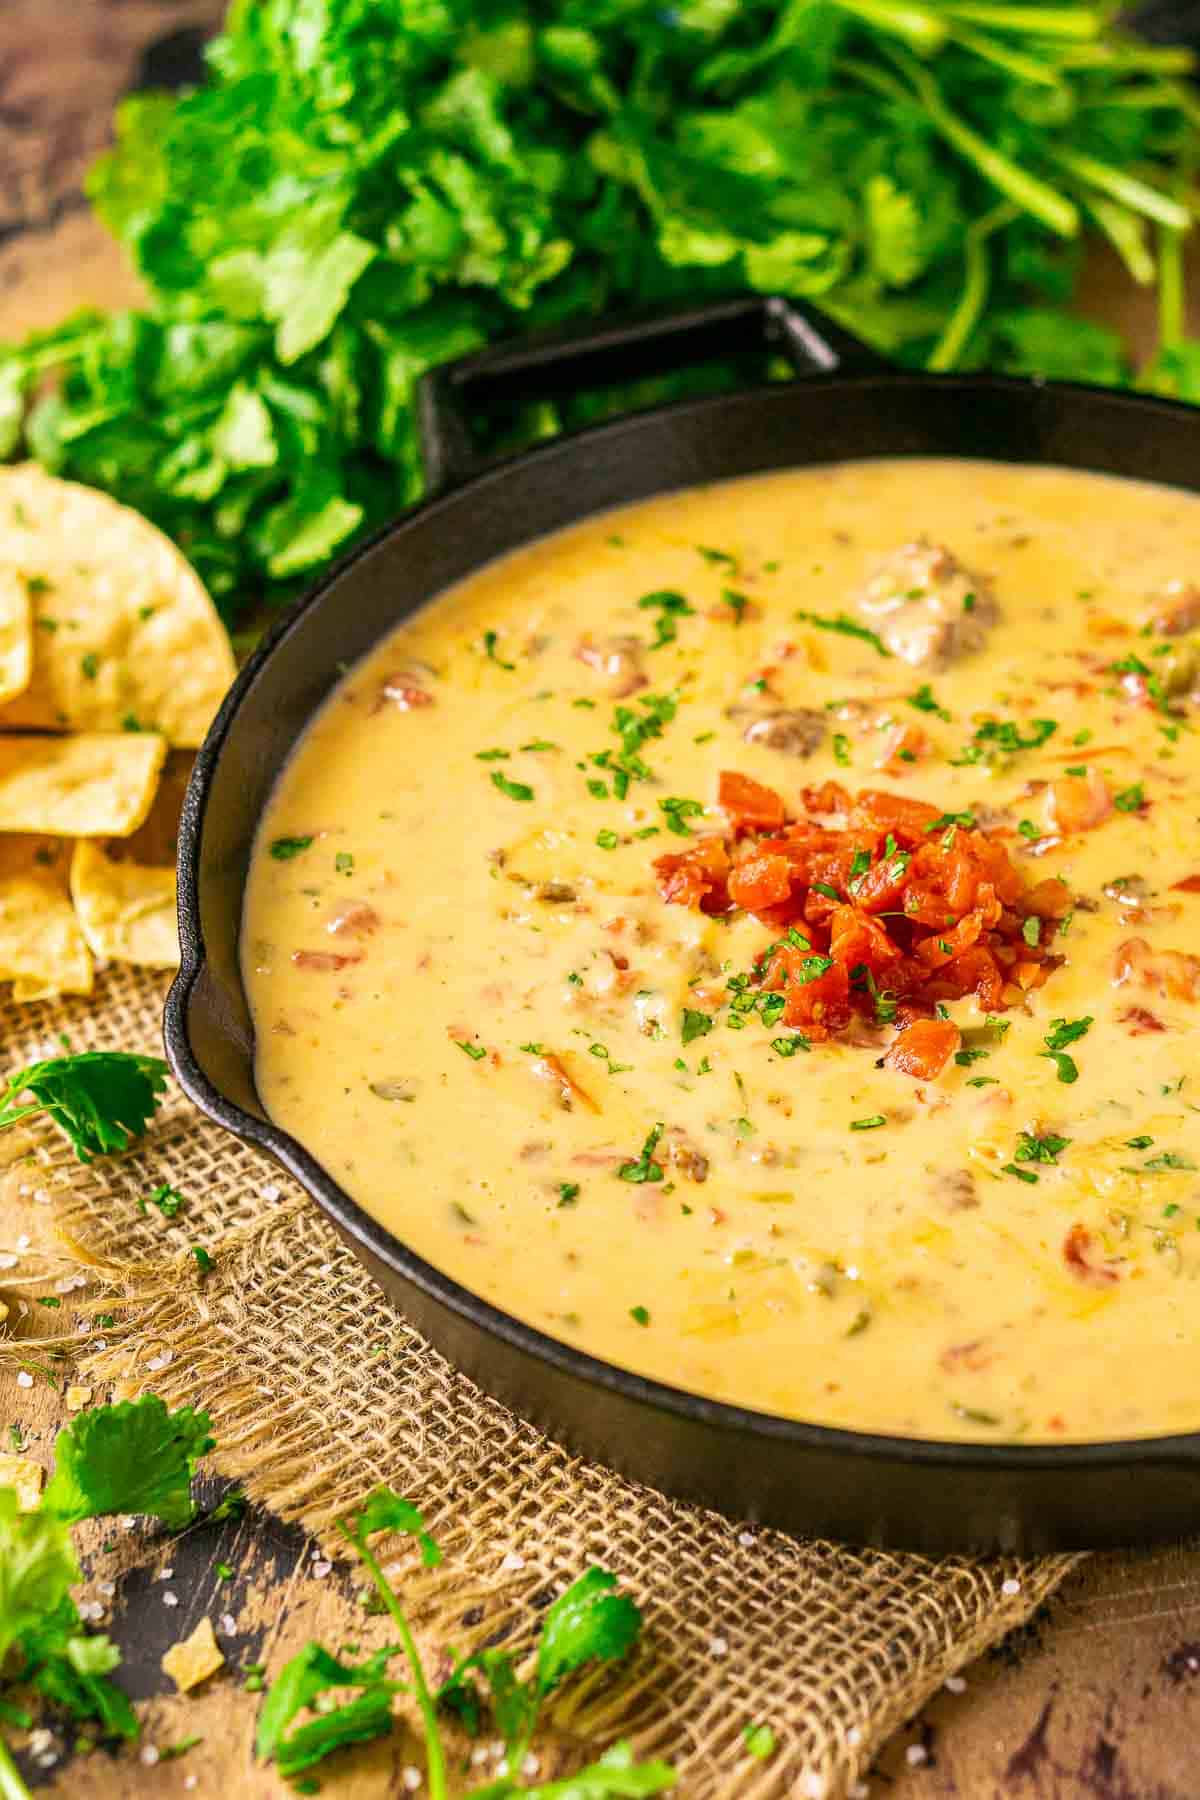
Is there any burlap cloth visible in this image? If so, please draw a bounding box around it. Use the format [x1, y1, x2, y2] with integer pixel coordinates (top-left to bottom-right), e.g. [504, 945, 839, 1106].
[0, 962, 1079, 1797]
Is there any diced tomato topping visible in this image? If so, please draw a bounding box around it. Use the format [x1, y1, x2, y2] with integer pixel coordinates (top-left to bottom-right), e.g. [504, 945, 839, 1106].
[718, 770, 787, 833]
[1172, 875, 1200, 893]
[653, 775, 1064, 1062]
[653, 836, 730, 911]
[883, 1018, 961, 1080]
[728, 851, 794, 912]
[1062, 1224, 1119, 1286]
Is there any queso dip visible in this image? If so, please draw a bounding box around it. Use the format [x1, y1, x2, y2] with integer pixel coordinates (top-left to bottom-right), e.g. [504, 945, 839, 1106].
[243, 458, 1200, 1443]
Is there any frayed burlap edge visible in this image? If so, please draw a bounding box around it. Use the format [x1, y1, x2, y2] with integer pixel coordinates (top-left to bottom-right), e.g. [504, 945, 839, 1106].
[0, 965, 1081, 1799]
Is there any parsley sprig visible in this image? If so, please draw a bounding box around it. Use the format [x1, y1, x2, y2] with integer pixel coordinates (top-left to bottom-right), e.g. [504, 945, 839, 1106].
[254, 1485, 670, 1797]
[0, 1052, 168, 1163]
[0, 1396, 211, 1797]
[1041, 1016, 1092, 1084]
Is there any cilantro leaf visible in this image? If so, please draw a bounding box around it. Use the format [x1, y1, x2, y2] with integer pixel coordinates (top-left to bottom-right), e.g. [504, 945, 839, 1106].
[275, 1688, 397, 1778]
[256, 1642, 398, 1761]
[346, 1485, 441, 1568]
[517, 1741, 676, 1797]
[536, 1568, 642, 1697]
[0, 1052, 168, 1163]
[0, 1495, 77, 1665]
[42, 1396, 213, 1527]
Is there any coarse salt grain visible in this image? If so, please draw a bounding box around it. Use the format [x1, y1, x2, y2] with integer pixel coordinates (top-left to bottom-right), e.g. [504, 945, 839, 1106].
[471, 1747, 489, 1767]
[798, 1773, 826, 1799]
[98, 1581, 115, 1598]
[185, 1779, 198, 1792]
[0, 1255, 18, 1271]
[140, 1745, 160, 1766]
[945, 1674, 967, 1694]
[16, 1371, 33, 1389]
[28, 1729, 53, 1755]
[850, 1783, 871, 1799]
[402, 1769, 422, 1792]
[91, 1338, 107, 1352]
[522, 1754, 539, 1778]
[163, 1591, 179, 1608]
[499, 1551, 525, 1572]
[33, 1190, 50, 1206]
[708, 1636, 728, 1657]
[16, 1235, 30, 1252]
[737, 1530, 755, 1547]
[78, 1600, 104, 1623]
[34, 1753, 57, 1770]
[1001, 1577, 1021, 1596]
[159, 1566, 174, 1579]
[219, 1613, 237, 1636]
[906, 1744, 928, 1767]
[847, 1726, 862, 1748]
[260, 1183, 281, 1201]
[312, 1560, 332, 1579]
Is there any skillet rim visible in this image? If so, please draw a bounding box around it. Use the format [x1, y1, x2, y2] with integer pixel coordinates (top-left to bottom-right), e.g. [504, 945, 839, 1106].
[165, 364, 1200, 1483]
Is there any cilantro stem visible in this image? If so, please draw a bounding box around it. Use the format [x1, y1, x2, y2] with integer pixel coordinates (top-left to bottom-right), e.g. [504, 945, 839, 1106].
[939, 1, 1100, 37]
[928, 202, 1017, 371]
[833, 0, 948, 53]
[0, 1737, 30, 1800]
[337, 1523, 447, 1800]
[892, 48, 1080, 237]
[1159, 221, 1185, 348]
[1052, 147, 1191, 229]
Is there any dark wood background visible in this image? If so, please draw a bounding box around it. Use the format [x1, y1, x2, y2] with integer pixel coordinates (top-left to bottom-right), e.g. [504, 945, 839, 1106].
[3, 4, 1200, 1795]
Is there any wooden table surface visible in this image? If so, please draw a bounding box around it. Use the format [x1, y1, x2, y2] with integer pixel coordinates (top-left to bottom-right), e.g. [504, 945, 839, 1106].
[5, 6, 1200, 1797]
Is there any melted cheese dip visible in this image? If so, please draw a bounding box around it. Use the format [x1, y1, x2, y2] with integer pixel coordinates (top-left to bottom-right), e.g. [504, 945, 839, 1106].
[243, 459, 1200, 1443]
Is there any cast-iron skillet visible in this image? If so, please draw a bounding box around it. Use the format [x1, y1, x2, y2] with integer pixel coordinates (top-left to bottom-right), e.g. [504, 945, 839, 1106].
[166, 293, 1200, 1553]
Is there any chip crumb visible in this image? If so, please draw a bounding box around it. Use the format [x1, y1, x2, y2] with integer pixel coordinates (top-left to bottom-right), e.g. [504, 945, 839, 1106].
[111, 1380, 140, 1403]
[905, 1743, 928, 1767]
[162, 1616, 225, 1692]
[944, 1674, 967, 1694]
[15, 1370, 33, 1389]
[1001, 1577, 1021, 1597]
[65, 1384, 92, 1412]
[402, 1769, 422, 1792]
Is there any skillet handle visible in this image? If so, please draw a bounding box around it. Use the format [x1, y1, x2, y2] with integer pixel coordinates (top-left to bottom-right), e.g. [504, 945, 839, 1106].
[415, 294, 887, 494]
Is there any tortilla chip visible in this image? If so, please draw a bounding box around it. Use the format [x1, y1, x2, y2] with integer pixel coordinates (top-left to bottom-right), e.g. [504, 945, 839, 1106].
[0, 463, 236, 748]
[0, 570, 31, 705]
[0, 836, 93, 1000]
[0, 734, 166, 838]
[162, 1616, 224, 1692]
[70, 839, 178, 968]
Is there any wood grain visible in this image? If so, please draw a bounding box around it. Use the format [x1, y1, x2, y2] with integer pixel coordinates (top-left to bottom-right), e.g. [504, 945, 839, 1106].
[3, 4, 1200, 1797]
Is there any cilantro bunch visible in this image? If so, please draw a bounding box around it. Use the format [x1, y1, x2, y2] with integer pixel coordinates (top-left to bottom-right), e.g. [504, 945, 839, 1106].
[255, 1484, 672, 1796]
[0, 1397, 212, 1799]
[3, 0, 1200, 623]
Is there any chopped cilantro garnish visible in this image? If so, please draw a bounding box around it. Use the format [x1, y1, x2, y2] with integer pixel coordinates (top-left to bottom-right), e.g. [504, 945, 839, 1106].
[191, 1246, 214, 1273]
[1015, 1131, 1070, 1165]
[794, 609, 890, 658]
[909, 683, 950, 721]
[146, 1183, 184, 1218]
[743, 1724, 776, 1760]
[596, 829, 619, 850]
[456, 1042, 486, 1061]
[924, 811, 975, 833]
[482, 630, 514, 670]
[270, 835, 313, 860]
[618, 1123, 665, 1184]
[80, 653, 99, 681]
[475, 748, 510, 761]
[850, 1114, 886, 1131]
[1022, 917, 1040, 947]
[681, 1010, 713, 1046]
[637, 589, 694, 649]
[720, 587, 751, 622]
[951, 716, 1057, 765]
[1125, 1135, 1154, 1149]
[1142, 1152, 1197, 1172]
[771, 1035, 809, 1057]
[1040, 1015, 1092, 1084]
[955, 1048, 989, 1066]
[1002, 1162, 1039, 1183]
[832, 733, 851, 767]
[696, 546, 736, 567]
[558, 1182, 580, 1206]
[335, 852, 354, 875]
[660, 796, 703, 837]
[490, 770, 534, 802]
[629, 1306, 650, 1326]
[1114, 783, 1144, 813]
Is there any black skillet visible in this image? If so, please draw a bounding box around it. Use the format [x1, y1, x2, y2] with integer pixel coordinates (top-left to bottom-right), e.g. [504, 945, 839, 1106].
[166, 293, 1200, 1553]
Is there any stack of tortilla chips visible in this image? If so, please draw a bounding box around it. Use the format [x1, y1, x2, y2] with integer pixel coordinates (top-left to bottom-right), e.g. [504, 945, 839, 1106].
[0, 465, 236, 1000]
